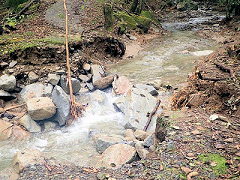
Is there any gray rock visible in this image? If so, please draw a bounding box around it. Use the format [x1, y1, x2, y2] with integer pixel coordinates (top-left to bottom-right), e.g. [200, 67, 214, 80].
[19, 114, 41, 133]
[135, 141, 149, 159]
[0, 90, 16, 101]
[56, 70, 65, 75]
[9, 61, 17, 68]
[0, 74, 16, 91]
[113, 87, 158, 132]
[135, 84, 158, 96]
[28, 71, 39, 83]
[27, 97, 56, 120]
[91, 64, 104, 84]
[86, 82, 94, 91]
[123, 129, 136, 141]
[123, 122, 136, 131]
[97, 144, 137, 168]
[12, 148, 44, 173]
[143, 134, 154, 147]
[60, 77, 81, 94]
[51, 85, 70, 126]
[92, 133, 123, 154]
[47, 74, 60, 85]
[79, 74, 91, 82]
[134, 129, 149, 140]
[93, 75, 114, 90]
[19, 83, 53, 102]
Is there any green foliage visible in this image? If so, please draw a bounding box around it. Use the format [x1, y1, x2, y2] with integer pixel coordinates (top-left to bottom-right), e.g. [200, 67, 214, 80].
[198, 153, 227, 176]
[141, 10, 160, 24]
[5, 0, 28, 9]
[58, 13, 64, 19]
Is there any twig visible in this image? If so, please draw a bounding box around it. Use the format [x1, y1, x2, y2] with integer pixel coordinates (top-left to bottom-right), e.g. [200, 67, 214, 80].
[43, 162, 52, 172]
[4, 103, 26, 112]
[214, 62, 236, 79]
[143, 99, 161, 131]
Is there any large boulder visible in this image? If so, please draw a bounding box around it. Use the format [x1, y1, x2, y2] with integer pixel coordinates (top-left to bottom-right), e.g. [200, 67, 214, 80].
[27, 97, 56, 120]
[0, 120, 13, 141]
[98, 144, 137, 168]
[0, 74, 16, 91]
[60, 77, 81, 94]
[19, 114, 41, 133]
[93, 75, 114, 90]
[112, 76, 132, 95]
[12, 148, 44, 173]
[113, 87, 158, 132]
[19, 83, 53, 102]
[92, 133, 123, 154]
[51, 85, 70, 126]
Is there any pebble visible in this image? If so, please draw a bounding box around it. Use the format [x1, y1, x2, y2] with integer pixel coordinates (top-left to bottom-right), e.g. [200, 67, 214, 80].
[191, 129, 201, 135]
[181, 166, 192, 174]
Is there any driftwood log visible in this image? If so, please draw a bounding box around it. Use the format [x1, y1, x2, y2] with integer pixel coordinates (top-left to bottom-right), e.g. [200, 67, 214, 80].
[143, 99, 161, 131]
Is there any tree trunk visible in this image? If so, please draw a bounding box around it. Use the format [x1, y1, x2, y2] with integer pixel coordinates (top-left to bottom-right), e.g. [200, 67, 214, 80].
[103, 3, 114, 31]
[130, 0, 138, 13]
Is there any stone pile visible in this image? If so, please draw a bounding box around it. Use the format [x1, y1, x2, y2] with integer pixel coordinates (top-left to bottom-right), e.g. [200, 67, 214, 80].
[0, 63, 116, 138]
[0, 62, 161, 177]
[93, 128, 155, 168]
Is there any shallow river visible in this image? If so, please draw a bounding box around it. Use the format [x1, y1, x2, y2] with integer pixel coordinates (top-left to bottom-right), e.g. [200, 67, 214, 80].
[0, 13, 223, 171]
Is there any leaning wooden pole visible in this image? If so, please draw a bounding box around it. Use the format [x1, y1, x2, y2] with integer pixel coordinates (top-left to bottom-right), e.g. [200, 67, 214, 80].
[63, 0, 74, 102]
[63, 0, 84, 120]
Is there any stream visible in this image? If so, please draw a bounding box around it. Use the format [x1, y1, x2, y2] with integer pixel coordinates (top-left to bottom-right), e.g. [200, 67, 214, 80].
[0, 10, 224, 172]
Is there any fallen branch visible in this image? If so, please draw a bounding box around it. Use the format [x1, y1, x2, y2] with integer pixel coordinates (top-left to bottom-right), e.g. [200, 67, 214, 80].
[43, 161, 52, 172]
[4, 103, 26, 112]
[200, 76, 226, 81]
[143, 99, 161, 131]
[214, 62, 235, 79]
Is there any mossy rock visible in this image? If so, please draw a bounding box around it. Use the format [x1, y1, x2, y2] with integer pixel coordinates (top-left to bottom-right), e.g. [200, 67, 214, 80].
[115, 11, 137, 30]
[141, 10, 160, 25]
[115, 11, 152, 33]
[198, 153, 227, 176]
[135, 16, 152, 33]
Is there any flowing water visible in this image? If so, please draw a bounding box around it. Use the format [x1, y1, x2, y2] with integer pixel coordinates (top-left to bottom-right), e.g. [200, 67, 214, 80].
[0, 12, 224, 172]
